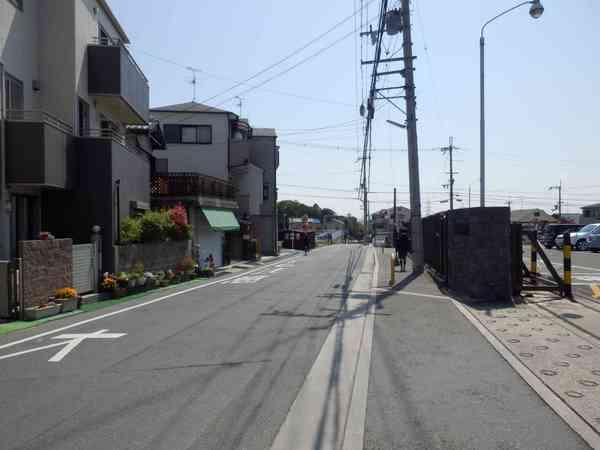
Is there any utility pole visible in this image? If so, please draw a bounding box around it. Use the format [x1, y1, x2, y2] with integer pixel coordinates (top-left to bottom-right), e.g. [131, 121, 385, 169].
[549, 181, 562, 218]
[401, 0, 423, 272]
[393, 187, 397, 243]
[468, 185, 471, 208]
[441, 136, 456, 211]
[506, 199, 512, 208]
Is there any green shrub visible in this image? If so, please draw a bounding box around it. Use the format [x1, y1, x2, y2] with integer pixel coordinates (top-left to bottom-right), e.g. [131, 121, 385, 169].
[120, 216, 141, 244]
[140, 210, 170, 242]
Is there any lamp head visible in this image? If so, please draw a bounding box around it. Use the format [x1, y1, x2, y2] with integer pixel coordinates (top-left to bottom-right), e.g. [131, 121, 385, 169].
[529, 0, 544, 19]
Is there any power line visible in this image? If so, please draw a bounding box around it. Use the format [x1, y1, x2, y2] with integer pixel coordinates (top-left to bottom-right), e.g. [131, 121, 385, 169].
[279, 140, 440, 152]
[200, 0, 379, 105]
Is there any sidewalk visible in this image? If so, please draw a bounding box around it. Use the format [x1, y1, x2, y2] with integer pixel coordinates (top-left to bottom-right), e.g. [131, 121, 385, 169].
[365, 249, 591, 449]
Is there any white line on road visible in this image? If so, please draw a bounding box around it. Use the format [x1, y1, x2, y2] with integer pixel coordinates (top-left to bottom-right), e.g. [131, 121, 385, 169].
[0, 254, 303, 353]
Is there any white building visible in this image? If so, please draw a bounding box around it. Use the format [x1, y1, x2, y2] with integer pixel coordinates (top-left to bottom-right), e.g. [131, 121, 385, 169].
[1, 0, 156, 270]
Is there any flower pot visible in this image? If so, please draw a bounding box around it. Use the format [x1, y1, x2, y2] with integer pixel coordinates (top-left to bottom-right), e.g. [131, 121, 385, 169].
[159, 279, 170, 287]
[146, 278, 157, 289]
[128, 279, 137, 289]
[137, 277, 146, 287]
[55, 297, 78, 313]
[112, 287, 128, 299]
[24, 303, 61, 321]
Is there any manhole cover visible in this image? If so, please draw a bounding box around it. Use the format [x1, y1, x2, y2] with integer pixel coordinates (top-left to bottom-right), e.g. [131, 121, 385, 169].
[578, 345, 593, 351]
[592, 370, 600, 376]
[566, 353, 582, 359]
[541, 369, 557, 376]
[579, 380, 599, 387]
[547, 338, 560, 343]
[536, 345, 549, 351]
[508, 339, 520, 344]
[555, 361, 570, 367]
[565, 391, 584, 398]
[519, 352, 534, 358]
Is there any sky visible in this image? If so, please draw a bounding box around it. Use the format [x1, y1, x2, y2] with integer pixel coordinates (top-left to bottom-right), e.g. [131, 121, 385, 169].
[110, 0, 600, 219]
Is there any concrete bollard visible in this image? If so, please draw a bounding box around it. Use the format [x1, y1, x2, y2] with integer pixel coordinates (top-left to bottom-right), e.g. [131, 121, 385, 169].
[563, 231, 572, 299]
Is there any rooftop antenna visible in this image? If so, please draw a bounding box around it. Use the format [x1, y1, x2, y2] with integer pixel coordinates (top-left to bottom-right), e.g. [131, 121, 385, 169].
[235, 96, 243, 117]
[186, 67, 200, 101]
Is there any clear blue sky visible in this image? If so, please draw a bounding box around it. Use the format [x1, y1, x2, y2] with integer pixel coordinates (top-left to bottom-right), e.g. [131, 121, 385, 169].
[111, 0, 600, 218]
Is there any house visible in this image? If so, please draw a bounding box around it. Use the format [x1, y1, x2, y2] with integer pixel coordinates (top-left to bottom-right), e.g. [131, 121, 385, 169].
[581, 204, 600, 225]
[510, 209, 558, 227]
[372, 206, 411, 237]
[150, 102, 242, 267]
[289, 218, 321, 231]
[0, 0, 158, 272]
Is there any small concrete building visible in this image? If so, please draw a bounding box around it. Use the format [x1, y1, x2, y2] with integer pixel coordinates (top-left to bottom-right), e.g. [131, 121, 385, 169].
[581, 204, 600, 225]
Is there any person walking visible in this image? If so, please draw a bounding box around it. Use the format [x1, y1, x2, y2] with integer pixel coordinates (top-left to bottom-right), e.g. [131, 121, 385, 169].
[303, 232, 310, 255]
[396, 231, 409, 272]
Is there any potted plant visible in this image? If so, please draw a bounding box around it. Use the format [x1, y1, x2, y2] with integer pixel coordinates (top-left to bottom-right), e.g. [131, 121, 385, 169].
[144, 272, 157, 288]
[24, 302, 61, 321]
[106, 273, 127, 299]
[132, 262, 146, 288]
[53, 287, 79, 313]
[179, 256, 196, 280]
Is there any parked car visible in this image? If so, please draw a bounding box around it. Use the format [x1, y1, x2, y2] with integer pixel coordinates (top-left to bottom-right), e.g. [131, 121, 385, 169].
[541, 224, 583, 249]
[585, 234, 600, 253]
[555, 223, 600, 250]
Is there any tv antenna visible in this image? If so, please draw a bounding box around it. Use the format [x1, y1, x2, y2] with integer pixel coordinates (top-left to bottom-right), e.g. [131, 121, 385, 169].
[235, 96, 243, 117]
[186, 67, 200, 101]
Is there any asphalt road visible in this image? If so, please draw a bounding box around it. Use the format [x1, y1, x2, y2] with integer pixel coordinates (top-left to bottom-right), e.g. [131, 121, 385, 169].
[0, 244, 593, 450]
[0, 245, 363, 450]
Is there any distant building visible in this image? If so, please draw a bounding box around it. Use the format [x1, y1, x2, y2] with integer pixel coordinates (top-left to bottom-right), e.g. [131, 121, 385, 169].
[372, 207, 410, 236]
[289, 218, 321, 232]
[581, 203, 600, 225]
[559, 213, 581, 224]
[510, 209, 558, 227]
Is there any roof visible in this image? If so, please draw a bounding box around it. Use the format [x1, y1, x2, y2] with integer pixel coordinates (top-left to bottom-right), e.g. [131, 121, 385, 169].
[510, 209, 558, 223]
[582, 203, 600, 209]
[98, 0, 130, 44]
[150, 101, 234, 115]
[252, 128, 277, 137]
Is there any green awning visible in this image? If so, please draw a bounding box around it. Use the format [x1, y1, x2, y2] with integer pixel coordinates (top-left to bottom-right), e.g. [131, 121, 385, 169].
[201, 208, 240, 232]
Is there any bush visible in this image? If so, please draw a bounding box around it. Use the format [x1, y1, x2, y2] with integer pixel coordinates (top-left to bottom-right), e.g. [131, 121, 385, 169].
[168, 203, 192, 241]
[55, 287, 77, 299]
[120, 216, 142, 244]
[140, 210, 170, 242]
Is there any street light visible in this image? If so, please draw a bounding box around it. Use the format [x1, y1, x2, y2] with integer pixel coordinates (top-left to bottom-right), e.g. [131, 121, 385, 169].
[386, 119, 406, 129]
[479, 0, 544, 207]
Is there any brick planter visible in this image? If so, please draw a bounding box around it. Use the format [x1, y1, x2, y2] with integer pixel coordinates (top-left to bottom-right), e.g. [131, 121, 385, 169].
[24, 303, 61, 321]
[54, 297, 78, 313]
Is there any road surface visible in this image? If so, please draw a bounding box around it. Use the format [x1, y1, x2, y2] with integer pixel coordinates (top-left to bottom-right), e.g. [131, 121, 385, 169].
[0, 245, 590, 449]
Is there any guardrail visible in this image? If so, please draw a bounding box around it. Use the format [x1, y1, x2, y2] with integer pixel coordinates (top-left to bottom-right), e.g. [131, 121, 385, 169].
[151, 172, 237, 199]
[5, 109, 73, 135]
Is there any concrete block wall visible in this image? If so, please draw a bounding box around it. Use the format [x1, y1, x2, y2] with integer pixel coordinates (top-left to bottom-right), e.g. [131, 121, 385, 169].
[446, 207, 512, 302]
[19, 239, 73, 307]
[114, 240, 191, 273]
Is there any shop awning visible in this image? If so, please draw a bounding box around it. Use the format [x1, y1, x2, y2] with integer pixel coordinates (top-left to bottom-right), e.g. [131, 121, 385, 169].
[201, 208, 240, 232]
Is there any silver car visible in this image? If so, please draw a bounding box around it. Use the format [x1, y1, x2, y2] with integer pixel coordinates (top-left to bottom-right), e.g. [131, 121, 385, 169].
[586, 234, 600, 253]
[555, 223, 600, 250]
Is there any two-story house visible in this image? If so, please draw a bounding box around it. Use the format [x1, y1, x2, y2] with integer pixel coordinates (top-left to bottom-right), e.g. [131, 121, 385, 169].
[0, 0, 159, 271]
[150, 102, 242, 267]
[230, 127, 279, 257]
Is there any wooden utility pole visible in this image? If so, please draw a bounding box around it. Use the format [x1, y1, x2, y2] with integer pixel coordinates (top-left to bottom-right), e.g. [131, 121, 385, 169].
[401, 0, 423, 272]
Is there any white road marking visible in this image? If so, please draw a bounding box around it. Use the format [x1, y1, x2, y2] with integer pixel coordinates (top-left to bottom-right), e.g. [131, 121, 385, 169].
[229, 275, 268, 285]
[271, 247, 376, 450]
[0, 329, 126, 363]
[0, 255, 302, 352]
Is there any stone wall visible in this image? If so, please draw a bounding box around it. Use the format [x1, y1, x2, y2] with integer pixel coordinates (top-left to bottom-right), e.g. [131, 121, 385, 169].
[19, 239, 73, 308]
[446, 207, 512, 302]
[114, 240, 191, 273]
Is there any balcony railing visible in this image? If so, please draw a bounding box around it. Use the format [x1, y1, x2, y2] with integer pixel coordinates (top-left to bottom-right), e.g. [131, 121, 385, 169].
[90, 37, 148, 83]
[6, 110, 73, 135]
[151, 172, 237, 200]
[79, 128, 127, 147]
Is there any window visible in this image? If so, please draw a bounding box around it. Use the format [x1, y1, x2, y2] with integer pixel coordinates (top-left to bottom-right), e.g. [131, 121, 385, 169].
[263, 183, 270, 201]
[164, 124, 212, 144]
[4, 73, 24, 111]
[78, 98, 89, 136]
[7, 0, 23, 11]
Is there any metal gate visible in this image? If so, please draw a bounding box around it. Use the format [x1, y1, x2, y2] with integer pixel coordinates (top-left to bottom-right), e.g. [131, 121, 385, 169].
[72, 243, 97, 294]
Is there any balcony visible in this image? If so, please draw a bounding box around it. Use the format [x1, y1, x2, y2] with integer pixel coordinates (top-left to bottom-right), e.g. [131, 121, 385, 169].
[87, 38, 149, 124]
[151, 172, 238, 209]
[5, 110, 74, 189]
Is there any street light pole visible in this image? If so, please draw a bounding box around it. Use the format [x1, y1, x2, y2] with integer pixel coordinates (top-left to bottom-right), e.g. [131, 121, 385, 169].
[479, 0, 544, 208]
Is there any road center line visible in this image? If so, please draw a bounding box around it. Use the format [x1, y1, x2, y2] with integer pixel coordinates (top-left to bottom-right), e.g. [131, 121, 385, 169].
[0, 254, 302, 352]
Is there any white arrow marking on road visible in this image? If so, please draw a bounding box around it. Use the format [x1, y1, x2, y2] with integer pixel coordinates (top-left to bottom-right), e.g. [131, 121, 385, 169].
[0, 329, 126, 363]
